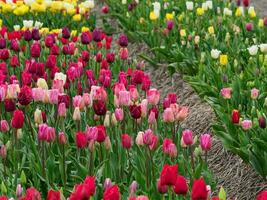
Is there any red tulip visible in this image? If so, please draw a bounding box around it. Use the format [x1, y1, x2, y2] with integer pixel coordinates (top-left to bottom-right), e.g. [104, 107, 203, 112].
[76, 132, 87, 148]
[231, 109, 240, 124]
[81, 32, 92, 45]
[173, 175, 188, 195]
[118, 34, 128, 47]
[24, 187, 41, 200]
[103, 185, 121, 200]
[23, 29, 32, 41]
[30, 42, 41, 58]
[129, 104, 142, 119]
[0, 38, 6, 49]
[84, 176, 96, 196]
[45, 35, 55, 48]
[0, 49, 9, 60]
[62, 27, 70, 39]
[11, 110, 24, 129]
[18, 85, 33, 106]
[257, 190, 267, 200]
[47, 189, 60, 200]
[10, 39, 20, 52]
[0, 196, 8, 200]
[121, 134, 132, 149]
[242, 0, 249, 7]
[101, 5, 109, 14]
[4, 99, 16, 112]
[96, 125, 106, 142]
[191, 178, 208, 200]
[10, 55, 19, 68]
[93, 100, 107, 116]
[159, 164, 178, 186]
[32, 28, 40, 40]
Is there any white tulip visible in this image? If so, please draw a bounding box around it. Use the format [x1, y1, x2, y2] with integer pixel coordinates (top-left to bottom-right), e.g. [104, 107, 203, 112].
[13, 25, 20, 31]
[82, 0, 94, 9]
[24, 0, 35, 6]
[23, 20, 34, 29]
[211, 49, 221, 59]
[34, 21, 43, 29]
[206, 1, 213, 9]
[153, 2, 161, 18]
[247, 45, 258, 56]
[202, 2, 208, 11]
[223, 8, 232, 16]
[186, 1, 194, 11]
[54, 72, 67, 84]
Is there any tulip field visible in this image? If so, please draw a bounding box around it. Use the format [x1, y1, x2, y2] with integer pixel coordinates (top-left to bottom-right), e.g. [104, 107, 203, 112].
[0, 0, 266, 199]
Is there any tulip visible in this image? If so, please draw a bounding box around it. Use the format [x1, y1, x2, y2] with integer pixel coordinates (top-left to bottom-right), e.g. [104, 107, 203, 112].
[136, 131, 144, 146]
[219, 54, 228, 66]
[0, 49, 9, 60]
[115, 108, 124, 121]
[96, 125, 106, 142]
[11, 110, 24, 129]
[30, 42, 41, 58]
[147, 89, 160, 105]
[246, 23, 253, 31]
[122, 134, 132, 149]
[58, 132, 67, 145]
[118, 34, 128, 47]
[257, 190, 267, 200]
[258, 116, 266, 129]
[232, 110, 240, 124]
[4, 99, 16, 112]
[0, 120, 9, 133]
[120, 48, 128, 60]
[18, 85, 32, 106]
[0, 145, 7, 159]
[191, 177, 208, 200]
[242, 0, 249, 7]
[251, 88, 259, 99]
[0, 38, 6, 49]
[176, 106, 189, 121]
[129, 181, 138, 196]
[104, 178, 113, 191]
[241, 119, 252, 130]
[16, 184, 23, 198]
[32, 28, 40, 40]
[220, 88, 232, 99]
[182, 129, 193, 145]
[200, 134, 212, 151]
[101, 5, 109, 14]
[103, 185, 121, 200]
[24, 29, 32, 41]
[157, 179, 168, 194]
[76, 132, 87, 148]
[34, 108, 43, 125]
[93, 100, 107, 116]
[159, 164, 178, 186]
[73, 107, 81, 121]
[248, 45, 258, 56]
[81, 32, 92, 45]
[173, 175, 188, 195]
[47, 190, 60, 200]
[104, 136, 111, 150]
[62, 27, 70, 39]
[163, 107, 175, 123]
[92, 29, 102, 42]
[186, 1, 194, 10]
[129, 104, 142, 119]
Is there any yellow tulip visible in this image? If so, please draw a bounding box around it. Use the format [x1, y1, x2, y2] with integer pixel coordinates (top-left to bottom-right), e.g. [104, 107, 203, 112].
[36, 0, 43, 4]
[258, 19, 264, 27]
[71, 30, 77, 36]
[249, 10, 256, 18]
[149, 11, 157, 20]
[139, 17, 145, 24]
[37, 78, 48, 90]
[67, 8, 76, 15]
[166, 13, 174, 20]
[40, 28, 49, 34]
[220, 55, 228, 66]
[81, 27, 89, 32]
[235, 7, 242, 17]
[2, 4, 13, 13]
[180, 29, 186, 37]
[50, 1, 62, 12]
[178, 13, 184, 22]
[72, 14, 81, 21]
[16, 1, 24, 6]
[31, 2, 46, 12]
[13, 5, 29, 16]
[196, 7, 204, 16]
[208, 26, 214, 34]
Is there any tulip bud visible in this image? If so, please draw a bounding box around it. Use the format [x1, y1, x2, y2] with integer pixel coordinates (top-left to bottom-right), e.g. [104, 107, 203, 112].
[104, 136, 111, 150]
[182, 129, 193, 146]
[0, 145, 7, 158]
[16, 184, 23, 198]
[136, 131, 144, 146]
[0, 120, 9, 133]
[20, 170, 27, 185]
[58, 132, 67, 145]
[129, 181, 138, 196]
[73, 107, 81, 121]
[104, 111, 111, 127]
[34, 108, 43, 125]
[231, 110, 240, 124]
[104, 178, 113, 191]
[200, 133, 212, 151]
[258, 116, 266, 129]
[111, 113, 118, 126]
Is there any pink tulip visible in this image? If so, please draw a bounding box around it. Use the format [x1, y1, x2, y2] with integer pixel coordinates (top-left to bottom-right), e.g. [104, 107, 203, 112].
[148, 111, 156, 125]
[163, 107, 175, 123]
[129, 86, 139, 102]
[58, 132, 67, 145]
[147, 89, 160, 105]
[251, 88, 259, 99]
[38, 124, 48, 141]
[83, 93, 92, 107]
[48, 89, 59, 104]
[241, 119, 252, 130]
[58, 102, 66, 117]
[118, 90, 131, 106]
[91, 86, 107, 102]
[176, 106, 189, 121]
[220, 88, 232, 99]
[0, 120, 9, 133]
[32, 88, 45, 102]
[0, 145, 7, 158]
[200, 134, 212, 151]
[115, 108, 124, 121]
[182, 129, 193, 145]
[120, 48, 128, 60]
[46, 127, 56, 142]
[143, 129, 154, 145]
[73, 95, 85, 110]
[141, 99, 148, 118]
[104, 178, 113, 192]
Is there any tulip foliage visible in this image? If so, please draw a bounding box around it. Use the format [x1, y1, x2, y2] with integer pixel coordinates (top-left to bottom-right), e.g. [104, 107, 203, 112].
[105, 0, 267, 177]
[0, 20, 219, 198]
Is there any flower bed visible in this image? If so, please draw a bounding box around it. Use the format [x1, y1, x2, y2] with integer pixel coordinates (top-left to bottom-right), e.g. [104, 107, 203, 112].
[104, 0, 267, 178]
